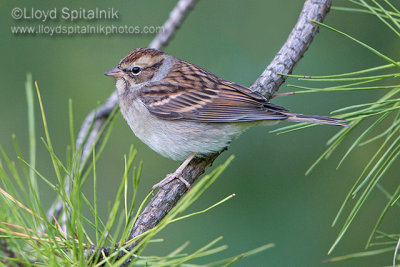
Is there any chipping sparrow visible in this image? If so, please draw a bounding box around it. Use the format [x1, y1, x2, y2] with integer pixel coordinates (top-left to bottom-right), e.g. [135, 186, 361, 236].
[105, 48, 346, 189]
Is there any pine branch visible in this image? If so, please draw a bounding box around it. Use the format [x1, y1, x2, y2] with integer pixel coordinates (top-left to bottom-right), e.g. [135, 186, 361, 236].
[128, 0, 331, 253]
[58, 0, 332, 264]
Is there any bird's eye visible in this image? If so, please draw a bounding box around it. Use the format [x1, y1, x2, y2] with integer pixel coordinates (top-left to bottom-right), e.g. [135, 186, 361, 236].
[131, 66, 142, 74]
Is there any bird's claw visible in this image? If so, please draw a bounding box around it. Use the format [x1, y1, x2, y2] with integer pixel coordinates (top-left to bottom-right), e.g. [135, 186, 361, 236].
[152, 172, 191, 190]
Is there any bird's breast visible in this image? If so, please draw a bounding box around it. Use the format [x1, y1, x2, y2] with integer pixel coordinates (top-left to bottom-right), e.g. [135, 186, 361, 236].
[118, 97, 248, 161]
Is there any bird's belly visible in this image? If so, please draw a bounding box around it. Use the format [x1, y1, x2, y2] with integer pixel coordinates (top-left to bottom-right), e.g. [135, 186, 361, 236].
[120, 99, 250, 161]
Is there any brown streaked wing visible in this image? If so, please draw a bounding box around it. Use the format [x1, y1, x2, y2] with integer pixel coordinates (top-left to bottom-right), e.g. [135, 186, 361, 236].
[138, 61, 289, 122]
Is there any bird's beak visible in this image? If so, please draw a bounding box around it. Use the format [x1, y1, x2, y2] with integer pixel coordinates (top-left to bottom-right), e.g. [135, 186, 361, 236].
[104, 66, 124, 78]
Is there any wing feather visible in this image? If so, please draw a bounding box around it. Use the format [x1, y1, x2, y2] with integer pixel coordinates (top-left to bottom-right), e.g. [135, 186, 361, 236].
[138, 60, 289, 122]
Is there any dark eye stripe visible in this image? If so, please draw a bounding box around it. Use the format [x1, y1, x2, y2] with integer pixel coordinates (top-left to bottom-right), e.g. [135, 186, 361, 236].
[142, 59, 164, 71]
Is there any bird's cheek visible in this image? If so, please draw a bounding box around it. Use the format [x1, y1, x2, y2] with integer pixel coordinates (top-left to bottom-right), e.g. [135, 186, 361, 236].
[136, 71, 154, 84]
[126, 74, 140, 84]
[131, 75, 144, 84]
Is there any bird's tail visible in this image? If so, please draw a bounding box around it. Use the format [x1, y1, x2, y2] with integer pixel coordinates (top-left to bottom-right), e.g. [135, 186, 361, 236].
[284, 113, 348, 127]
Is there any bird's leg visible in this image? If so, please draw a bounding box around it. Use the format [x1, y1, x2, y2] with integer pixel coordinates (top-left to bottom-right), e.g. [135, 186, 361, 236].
[152, 153, 196, 190]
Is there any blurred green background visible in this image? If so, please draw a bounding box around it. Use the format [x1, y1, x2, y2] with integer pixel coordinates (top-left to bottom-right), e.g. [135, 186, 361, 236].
[1, 0, 399, 266]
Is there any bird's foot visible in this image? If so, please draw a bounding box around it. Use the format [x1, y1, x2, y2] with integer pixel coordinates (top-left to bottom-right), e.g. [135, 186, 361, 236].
[152, 171, 191, 190]
[152, 153, 196, 190]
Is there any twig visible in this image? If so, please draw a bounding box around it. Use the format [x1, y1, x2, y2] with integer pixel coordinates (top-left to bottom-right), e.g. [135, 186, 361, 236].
[272, 92, 295, 98]
[87, 0, 332, 264]
[149, 0, 198, 50]
[250, 0, 331, 99]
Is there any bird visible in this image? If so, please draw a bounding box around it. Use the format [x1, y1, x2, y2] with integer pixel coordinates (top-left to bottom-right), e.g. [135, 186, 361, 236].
[105, 48, 347, 189]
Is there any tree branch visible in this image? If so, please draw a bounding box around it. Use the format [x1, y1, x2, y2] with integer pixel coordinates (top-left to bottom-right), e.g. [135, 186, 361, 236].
[62, 0, 332, 264]
[251, 0, 331, 99]
[127, 0, 331, 247]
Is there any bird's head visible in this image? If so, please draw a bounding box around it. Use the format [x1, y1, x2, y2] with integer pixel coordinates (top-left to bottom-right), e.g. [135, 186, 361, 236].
[105, 48, 168, 94]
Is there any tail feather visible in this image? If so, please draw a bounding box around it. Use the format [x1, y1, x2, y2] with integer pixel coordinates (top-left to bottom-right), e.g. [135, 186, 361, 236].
[285, 113, 348, 127]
